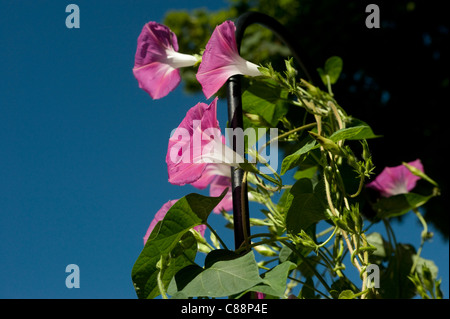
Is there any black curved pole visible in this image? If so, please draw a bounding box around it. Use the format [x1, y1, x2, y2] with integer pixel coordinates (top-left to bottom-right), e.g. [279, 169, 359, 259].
[226, 11, 315, 251]
[227, 75, 249, 251]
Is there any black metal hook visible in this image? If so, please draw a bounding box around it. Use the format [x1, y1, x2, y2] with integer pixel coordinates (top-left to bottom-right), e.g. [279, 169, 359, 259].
[226, 11, 314, 251]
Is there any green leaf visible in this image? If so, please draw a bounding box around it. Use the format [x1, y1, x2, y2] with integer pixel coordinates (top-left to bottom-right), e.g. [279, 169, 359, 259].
[291, 177, 314, 194]
[414, 255, 439, 284]
[160, 231, 198, 295]
[171, 251, 263, 298]
[317, 56, 343, 85]
[379, 244, 417, 298]
[260, 261, 296, 295]
[326, 57, 343, 84]
[299, 276, 318, 299]
[329, 125, 380, 142]
[366, 232, 392, 262]
[279, 245, 294, 263]
[242, 80, 289, 127]
[338, 290, 356, 299]
[204, 249, 241, 268]
[293, 166, 319, 180]
[330, 277, 359, 299]
[372, 192, 434, 219]
[408, 257, 442, 299]
[168, 264, 203, 296]
[239, 261, 296, 298]
[285, 179, 327, 234]
[131, 191, 226, 299]
[280, 140, 316, 175]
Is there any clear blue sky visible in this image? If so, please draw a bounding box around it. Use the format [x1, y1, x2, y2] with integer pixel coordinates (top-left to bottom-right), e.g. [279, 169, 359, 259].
[0, 0, 448, 299]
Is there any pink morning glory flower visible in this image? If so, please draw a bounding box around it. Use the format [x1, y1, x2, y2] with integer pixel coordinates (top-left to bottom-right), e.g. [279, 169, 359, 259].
[133, 21, 198, 100]
[366, 159, 424, 197]
[166, 97, 243, 186]
[166, 98, 239, 213]
[196, 20, 262, 99]
[143, 199, 206, 245]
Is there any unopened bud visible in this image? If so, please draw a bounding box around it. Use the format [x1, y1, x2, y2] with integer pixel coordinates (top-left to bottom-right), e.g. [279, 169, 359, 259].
[361, 140, 371, 162]
[210, 231, 221, 249]
[244, 112, 271, 127]
[253, 244, 278, 257]
[308, 131, 343, 156]
[285, 58, 298, 79]
[402, 161, 439, 187]
[300, 79, 318, 95]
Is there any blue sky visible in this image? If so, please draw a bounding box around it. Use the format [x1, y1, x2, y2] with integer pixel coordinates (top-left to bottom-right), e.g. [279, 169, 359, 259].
[0, 1, 448, 299]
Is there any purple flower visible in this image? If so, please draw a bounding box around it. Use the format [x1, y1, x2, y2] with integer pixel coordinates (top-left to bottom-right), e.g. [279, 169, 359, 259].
[133, 22, 198, 99]
[166, 98, 240, 213]
[143, 199, 206, 245]
[366, 159, 424, 197]
[196, 20, 261, 99]
[166, 97, 242, 186]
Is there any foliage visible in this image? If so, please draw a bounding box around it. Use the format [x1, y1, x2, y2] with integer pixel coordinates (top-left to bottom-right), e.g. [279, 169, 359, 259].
[163, 0, 449, 239]
[131, 47, 442, 298]
[129, 1, 447, 299]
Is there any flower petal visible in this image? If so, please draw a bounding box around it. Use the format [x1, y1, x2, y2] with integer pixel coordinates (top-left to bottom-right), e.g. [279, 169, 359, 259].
[191, 163, 230, 189]
[133, 22, 196, 99]
[366, 159, 424, 197]
[134, 22, 174, 67]
[166, 98, 221, 185]
[210, 175, 233, 214]
[133, 62, 181, 99]
[197, 21, 261, 99]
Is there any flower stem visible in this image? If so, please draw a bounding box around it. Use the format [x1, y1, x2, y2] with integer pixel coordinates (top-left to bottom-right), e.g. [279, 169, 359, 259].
[349, 175, 365, 198]
[206, 222, 229, 251]
[410, 208, 429, 274]
[280, 240, 332, 294]
[157, 270, 168, 299]
[260, 122, 317, 151]
[287, 276, 331, 299]
[317, 226, 338, 249]
[316, 225, 335, 238]
[235, 235, 284, 255]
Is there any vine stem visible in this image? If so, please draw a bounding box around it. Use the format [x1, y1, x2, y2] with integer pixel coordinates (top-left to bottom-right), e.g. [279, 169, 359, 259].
[316, 225, 335, 238]
[410, 208, 429, 274]
[157, 270, 168, 299]
[259, 122, 317, 151]
[315, 98, 367, 296]
[287, 276, 331, 299]
[326, 168, 367, 297]
[360, 234, 370, 299]
[317, 226, 338, 249]
[350, 175, 365, 198]
[280, 240, 332, 295]
[235, 234, 287, 255]
[324, 101, 371, 298]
